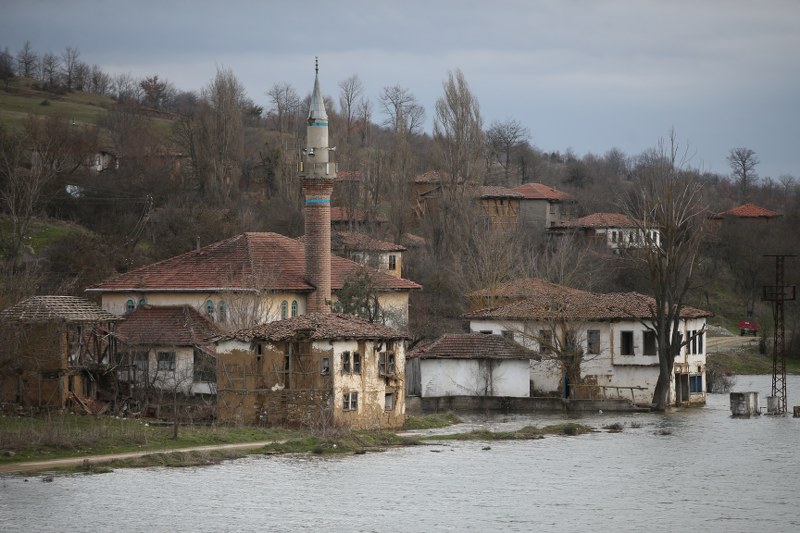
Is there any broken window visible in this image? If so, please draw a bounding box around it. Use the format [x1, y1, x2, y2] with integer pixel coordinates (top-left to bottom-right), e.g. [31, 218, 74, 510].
[388, 254, 397, 271]
[379, 352, 396, 376]
[342, 351, 351, 373]
[587, 329, 600, 355]
[206, 300, 214, 316]
[620, 331, 634, 356]
[353, 352, 361, 373]
[343, 391, 359, 411]
[643, 330, 657, 356]
[280, 301, 288, 320]
[157, 351, 176, 371]
[132, 351, 148, 371]
[320, 357, 330, 375]
[193, 350, 216, 382]
[385, 392, 395, 411]
[126, 299, 135, 313]
[538, 330, 552, 354]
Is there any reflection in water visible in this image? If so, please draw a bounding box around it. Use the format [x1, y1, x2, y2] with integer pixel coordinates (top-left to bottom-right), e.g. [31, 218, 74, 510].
[1, 375, 798, 532]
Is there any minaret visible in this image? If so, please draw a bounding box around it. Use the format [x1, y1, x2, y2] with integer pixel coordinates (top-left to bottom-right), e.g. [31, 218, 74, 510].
[301, 58, 336, 314]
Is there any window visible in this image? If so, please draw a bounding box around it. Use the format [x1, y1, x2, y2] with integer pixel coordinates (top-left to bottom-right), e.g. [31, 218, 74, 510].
[342, 351, 351, 373]
[388, 255, 397, 271]
[138, 298, 146, 308]
[643, 330, 657, 356]
[379, 352, 396, 376]
[343, 391, 359, 411]
[385, 392, 395, 411]
[538, 330, 552, 354]
[502, 330, 514, 341]
[352, 352, 361, 373]
[132, 351, 148, 371]
[218, 301, 227, 322]
[690, 330, 697, 354]
[689, 375, 703, 394]
[620, 331, 634, 356]
[206, 300, 214, 316]
[157, 351, 176, 371]
[611, 231, 617, 243]
[320, 357, 330, 375]
[291, 300, 298, 317]
[587, 330, 600, 355]
[193, 350, 216, 382]
[280, 300, 288, 319]
[126, 299, 135, 313]
[697, 331, 704, 354]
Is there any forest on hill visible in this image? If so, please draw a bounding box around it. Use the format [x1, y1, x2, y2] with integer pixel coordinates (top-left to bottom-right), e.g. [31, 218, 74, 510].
[1, 41, 798, 351]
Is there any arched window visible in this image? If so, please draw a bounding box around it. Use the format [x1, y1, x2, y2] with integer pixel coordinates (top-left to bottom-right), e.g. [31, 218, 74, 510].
[206, 300, 214, 316]
[138, 298, 146, 308]
[281, 300, 288, 320]
[126, 299, 135, 313]
[218, 301, 227, 322]
[291, 300, 298, 317]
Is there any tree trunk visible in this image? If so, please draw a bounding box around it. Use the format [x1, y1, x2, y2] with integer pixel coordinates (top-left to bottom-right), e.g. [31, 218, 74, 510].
[651, 357, 674, 411]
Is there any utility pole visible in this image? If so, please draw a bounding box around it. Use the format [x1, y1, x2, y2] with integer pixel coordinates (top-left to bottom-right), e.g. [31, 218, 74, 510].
[762, 254, 796, 414]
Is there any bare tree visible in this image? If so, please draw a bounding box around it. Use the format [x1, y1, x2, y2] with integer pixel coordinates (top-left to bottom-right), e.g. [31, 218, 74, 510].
[379, 85, 425, 136]
[625, 131, 708, 410]
[486, 118, 529, 185]
[16, 41, 37, 78]
[112, 72, 139, 103]
[88, 65, 111, 96]
[727, 147, 759, 199]
[338, 74, 363, 143]
[40, 52, 59, 87]
[0, 47, 14, 89]
[139, 74, 175, 110]
[266, 82, 300, 136]
[60, 46, 80, 91]
[434, 68, 485, 186]
[355, 96, 372, 147]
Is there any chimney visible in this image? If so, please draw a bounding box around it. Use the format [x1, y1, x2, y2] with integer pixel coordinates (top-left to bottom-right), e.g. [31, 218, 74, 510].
[301, 58, 336, 314]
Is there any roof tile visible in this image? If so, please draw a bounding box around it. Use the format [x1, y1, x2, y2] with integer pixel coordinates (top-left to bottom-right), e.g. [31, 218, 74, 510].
[409, 332, 536, 360]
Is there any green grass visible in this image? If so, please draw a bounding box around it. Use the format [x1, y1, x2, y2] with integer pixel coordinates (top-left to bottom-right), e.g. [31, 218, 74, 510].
[0, 414, 300, 464]
[708, 351, 800, 375]
[403, 412, 462, 430]
[0, 215, 94, 258]
[423, 423, 593, 441]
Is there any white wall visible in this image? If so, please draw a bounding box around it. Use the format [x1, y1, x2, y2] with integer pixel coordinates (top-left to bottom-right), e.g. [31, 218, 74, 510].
[419, 358, 529, 397]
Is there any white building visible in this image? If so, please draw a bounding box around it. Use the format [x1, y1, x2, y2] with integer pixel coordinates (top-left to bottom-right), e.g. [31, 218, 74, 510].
[465, 279, 711, 406]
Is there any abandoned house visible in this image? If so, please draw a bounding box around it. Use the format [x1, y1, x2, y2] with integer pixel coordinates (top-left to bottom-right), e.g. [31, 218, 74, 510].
[85, 231, 420, 331]
[512, 182, 577, 229]
[329, 231, 406, 278]
[479, 186, 523, 231]
[114, 305, 221, 397]
[548, 212, 661, 252]
[215, 312, 407, 429]
[464, 279, 711, 406]
[0, 296, 121, 409]
[406, 333, 536, 398]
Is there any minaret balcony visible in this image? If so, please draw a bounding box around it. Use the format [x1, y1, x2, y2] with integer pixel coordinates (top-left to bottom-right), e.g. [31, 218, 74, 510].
[298, 161, 338, 178]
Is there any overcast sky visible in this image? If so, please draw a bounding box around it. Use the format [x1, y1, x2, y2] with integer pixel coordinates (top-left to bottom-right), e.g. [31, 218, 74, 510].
[3, 0, 798, 179]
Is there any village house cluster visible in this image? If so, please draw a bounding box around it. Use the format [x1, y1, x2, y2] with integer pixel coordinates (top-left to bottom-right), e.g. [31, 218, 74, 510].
[2, 62, 781, 429]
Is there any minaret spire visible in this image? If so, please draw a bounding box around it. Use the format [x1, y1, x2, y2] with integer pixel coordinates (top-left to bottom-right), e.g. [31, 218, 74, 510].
[300, 58, 336, 314]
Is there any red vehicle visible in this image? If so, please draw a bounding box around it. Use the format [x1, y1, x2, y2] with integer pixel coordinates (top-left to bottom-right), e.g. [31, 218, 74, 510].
[738, 320, 760, 336]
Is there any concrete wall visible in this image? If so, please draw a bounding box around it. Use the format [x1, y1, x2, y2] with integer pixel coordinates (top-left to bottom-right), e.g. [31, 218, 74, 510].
[406, 395, 645, 414]
[419, 359, 529, 397]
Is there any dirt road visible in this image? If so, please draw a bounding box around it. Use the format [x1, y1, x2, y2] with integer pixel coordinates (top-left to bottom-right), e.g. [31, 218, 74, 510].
[706, 334, 759, 353]
[0, 440, 280, 475]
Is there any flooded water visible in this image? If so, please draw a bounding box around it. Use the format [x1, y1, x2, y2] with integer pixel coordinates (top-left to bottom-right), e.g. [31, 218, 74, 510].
[1, 375, 799, 532]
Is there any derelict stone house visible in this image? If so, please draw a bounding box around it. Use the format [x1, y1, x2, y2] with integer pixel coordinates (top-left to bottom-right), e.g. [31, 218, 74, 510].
[465, 279, 711, 406]
[114, 305, 221, 397]
[0, 296, 121, 409]
[215, 313, 406, 429]
[513, 182, 577, 229]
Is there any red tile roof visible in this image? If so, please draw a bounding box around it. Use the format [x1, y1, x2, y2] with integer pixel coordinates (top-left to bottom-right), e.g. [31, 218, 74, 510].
[408, 333, 536, 360]
[115, 305, 221, 348]
[87, 232, 420, 293]
[479, 186, 524, 199]
[465, 279, 711, 321]
[221, 312, 406, 342]
[413, 171, 444, 184]
[552, 212, 639, 229]
[468, 278, 580, 301]
[513, 182, 575, 201]
[0, 296, 121, 324]
[331, 231, 406, 252]
[720, 203, 780, 219]
[330, 207, 387, 223]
